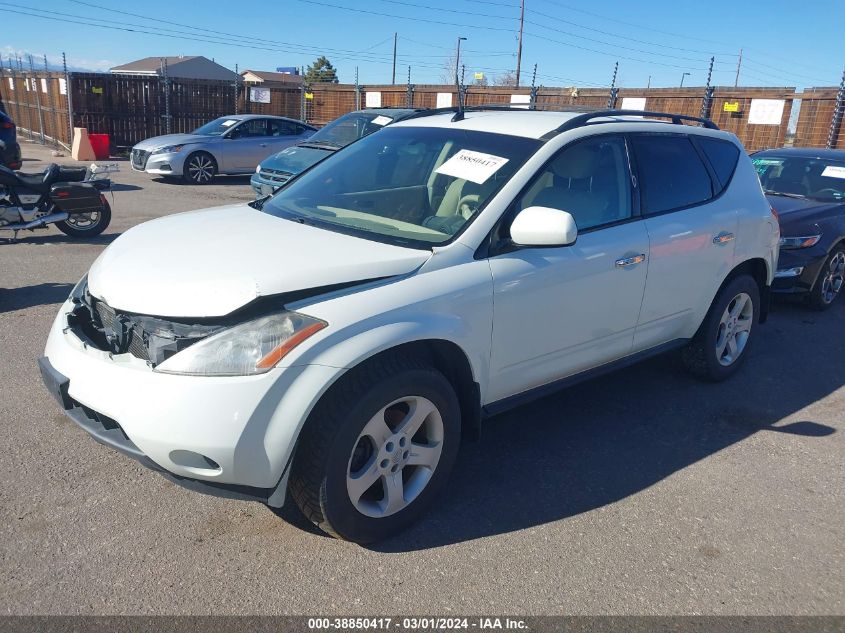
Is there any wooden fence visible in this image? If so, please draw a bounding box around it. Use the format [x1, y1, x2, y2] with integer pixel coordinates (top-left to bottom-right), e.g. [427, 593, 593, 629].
[0, 68, 842, 153]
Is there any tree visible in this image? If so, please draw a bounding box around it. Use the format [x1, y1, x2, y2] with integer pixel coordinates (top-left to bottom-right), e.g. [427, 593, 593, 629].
[493, 70, 517, 87]
[305, 56, 339, 84]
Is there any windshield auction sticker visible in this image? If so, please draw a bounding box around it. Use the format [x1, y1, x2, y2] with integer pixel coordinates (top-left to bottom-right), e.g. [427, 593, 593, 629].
[371, 115, 393, 126]
[435, 149, 509, 184]
[821, 165, 845, 179]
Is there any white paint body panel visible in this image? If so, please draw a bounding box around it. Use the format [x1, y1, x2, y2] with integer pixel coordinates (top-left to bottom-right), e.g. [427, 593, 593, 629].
[87, 204, 430, 317]
[43, 112, 779, 498]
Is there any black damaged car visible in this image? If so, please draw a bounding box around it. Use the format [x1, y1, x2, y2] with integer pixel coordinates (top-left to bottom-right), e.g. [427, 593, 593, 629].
[752, 148, 845, 310]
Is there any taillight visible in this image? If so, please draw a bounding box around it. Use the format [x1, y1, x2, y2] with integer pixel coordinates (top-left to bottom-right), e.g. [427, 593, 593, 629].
[55, 191, 70, 198]
[0, 121, 14, 129]
[770, 205, 779, 222]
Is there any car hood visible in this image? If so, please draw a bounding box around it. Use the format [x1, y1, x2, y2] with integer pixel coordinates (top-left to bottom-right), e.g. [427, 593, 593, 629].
[133, 134, 208, 151]
[766, 194, 844, 233]
[259, 144, 334, 176]
[87, 204, 431, 317]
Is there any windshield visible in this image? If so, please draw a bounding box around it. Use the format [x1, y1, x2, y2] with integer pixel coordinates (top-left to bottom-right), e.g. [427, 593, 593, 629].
[191, 117, 242, 136]
[753, 155, 845, 202]
[263, 126, 541, 248]
[308, 112, 402, 147]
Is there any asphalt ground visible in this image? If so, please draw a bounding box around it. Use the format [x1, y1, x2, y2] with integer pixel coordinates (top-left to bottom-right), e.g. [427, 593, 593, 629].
[0, 141, 842, 615]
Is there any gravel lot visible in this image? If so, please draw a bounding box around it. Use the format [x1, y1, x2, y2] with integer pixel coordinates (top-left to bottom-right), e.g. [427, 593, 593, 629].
[1, 141, 842, 615]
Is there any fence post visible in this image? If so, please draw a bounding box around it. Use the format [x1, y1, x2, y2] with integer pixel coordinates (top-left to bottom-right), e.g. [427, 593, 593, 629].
[28, 55, 45, 144]
[161, 58, 171, 134]
[700, 56, 715, 119]
[529, 63, 538, 110]
[607, 61, 619, 109]
[354, 67, 361, 111]
[301, 85, 307, 123]
[8, 56, 23, 133]
[406, 66, 414, 108]
[827, 67, 845, 149]
[42, 55, 57, 147]
[234, 63, 239, 115]
[62, 52, 74, 149]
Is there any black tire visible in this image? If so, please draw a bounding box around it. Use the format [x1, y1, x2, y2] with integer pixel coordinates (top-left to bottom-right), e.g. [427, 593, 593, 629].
[182, 151, 217, 184]
[289, 355, 461, 543]
[682, 274, 760, 382]
[55, 200, 111, 238]
[808, 245, 845, 311]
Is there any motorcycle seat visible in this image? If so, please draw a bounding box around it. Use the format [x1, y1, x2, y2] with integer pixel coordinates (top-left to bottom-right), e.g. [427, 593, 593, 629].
[14, 164, 66, 192]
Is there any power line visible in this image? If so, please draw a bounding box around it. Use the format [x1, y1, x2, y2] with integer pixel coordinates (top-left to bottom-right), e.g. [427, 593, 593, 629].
[290, 0, 517, 32]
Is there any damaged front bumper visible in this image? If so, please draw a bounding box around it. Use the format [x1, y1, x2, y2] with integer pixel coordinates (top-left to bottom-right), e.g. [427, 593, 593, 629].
[40, 295, 339, 503]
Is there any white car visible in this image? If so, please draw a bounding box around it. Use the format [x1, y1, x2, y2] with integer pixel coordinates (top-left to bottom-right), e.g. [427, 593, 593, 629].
[40, 108, 779, 543]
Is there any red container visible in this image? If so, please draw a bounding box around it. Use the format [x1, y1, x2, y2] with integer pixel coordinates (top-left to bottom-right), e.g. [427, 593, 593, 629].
[88, 133, 110, 160]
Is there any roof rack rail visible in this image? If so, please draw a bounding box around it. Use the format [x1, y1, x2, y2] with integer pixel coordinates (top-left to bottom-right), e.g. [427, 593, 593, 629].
[399, 104, 594, 122]
[541, 109, 719, 140]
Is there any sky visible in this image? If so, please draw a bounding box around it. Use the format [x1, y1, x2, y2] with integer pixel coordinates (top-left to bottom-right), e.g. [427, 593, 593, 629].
[0, 0, 842, 90]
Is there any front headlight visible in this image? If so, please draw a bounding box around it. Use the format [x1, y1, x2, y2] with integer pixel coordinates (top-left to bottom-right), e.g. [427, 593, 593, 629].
[779, 235, 821, 249]
[155, 311, 326, 376]
[152, 144, 185, 155]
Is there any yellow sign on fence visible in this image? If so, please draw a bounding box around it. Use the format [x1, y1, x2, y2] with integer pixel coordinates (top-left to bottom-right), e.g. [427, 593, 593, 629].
[305, 92, 314, 100]
[474, 72, 484, 81]
[723, 101, 740, 112]
[91, 87, 103, 95]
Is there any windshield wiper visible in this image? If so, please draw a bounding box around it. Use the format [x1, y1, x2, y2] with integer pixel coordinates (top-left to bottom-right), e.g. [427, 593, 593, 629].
[764, 190, 807, 199]
[299, 140, 342, 149]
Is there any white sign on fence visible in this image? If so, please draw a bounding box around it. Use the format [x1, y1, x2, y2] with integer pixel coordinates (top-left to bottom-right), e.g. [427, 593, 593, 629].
[510, 94, 530, 109]
[59, 78, 67, 95]
[621, 97, 647, 111]
[365, 91, 382, 108]
[7, 77, 13, 91]
[250, 87, 271, 104]
[748, 99, 785, 125]
[40, 78, 48, 94]
[436, 92, 453, 108]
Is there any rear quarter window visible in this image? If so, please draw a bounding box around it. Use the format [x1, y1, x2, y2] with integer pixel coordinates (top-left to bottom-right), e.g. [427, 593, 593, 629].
[698, 137, 740, 191]
[630, 134, 714, 215]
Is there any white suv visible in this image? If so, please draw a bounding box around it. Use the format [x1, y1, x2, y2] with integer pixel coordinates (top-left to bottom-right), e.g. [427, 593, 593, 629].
[40, 108, 779, 543]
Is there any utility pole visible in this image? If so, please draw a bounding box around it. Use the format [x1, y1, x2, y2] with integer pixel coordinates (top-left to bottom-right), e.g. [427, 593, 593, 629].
[391, 32, 397, 85]
[734, 48, 743, 87]
[455, 37, 467, 86]
[515, 0, 525, 88]
[647, 75, 651, 90]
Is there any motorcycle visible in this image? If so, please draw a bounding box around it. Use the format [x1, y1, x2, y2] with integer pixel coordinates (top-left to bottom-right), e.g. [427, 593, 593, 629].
[0, 140, 115, 241]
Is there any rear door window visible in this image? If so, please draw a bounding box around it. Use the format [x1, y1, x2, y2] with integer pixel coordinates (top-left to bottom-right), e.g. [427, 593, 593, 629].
[630, 135, 714, 215]
[697, 137, 740, 191]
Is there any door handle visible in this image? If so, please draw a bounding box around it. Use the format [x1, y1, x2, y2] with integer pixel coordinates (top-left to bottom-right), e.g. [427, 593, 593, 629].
[615, 254, 646, 268]
[260, 143, 268, 147]
[713, 232, 735, 244]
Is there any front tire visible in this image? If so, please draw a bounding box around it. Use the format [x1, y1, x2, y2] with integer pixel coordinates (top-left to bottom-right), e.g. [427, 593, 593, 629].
[182, 151, 217, 184]
[55, 200, 111, 238]
[289, 355, 461, 543]
[808, 246, 845, 311]
[682, 274, 759, 382]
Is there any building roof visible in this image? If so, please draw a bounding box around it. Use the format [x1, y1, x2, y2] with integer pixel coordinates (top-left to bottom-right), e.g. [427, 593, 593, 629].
[241, 70, 304, 84]
[110, 56, 238, 81]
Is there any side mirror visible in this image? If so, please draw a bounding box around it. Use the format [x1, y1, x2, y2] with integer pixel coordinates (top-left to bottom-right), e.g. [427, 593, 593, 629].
[510, 206, 578, 247]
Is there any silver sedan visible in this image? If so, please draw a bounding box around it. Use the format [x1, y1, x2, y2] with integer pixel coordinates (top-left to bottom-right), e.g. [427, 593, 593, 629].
[130, 115, 316, 184]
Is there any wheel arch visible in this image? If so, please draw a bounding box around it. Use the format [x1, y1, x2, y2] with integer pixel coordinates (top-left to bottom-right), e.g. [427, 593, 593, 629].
[719, 257, 771, 323]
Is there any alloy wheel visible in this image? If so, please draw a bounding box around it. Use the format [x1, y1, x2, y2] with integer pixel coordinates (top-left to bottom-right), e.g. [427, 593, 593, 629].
[820, 251, 845, 304]
[715, 292, 754, 366]
[346, 395, 444, 518]
[186, 155, 214, 183]
[63, 211, 100, 231]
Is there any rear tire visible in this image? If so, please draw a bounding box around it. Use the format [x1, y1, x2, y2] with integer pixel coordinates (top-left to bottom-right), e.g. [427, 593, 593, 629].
[182, 151, 217, 184]
[808, 246, 845, 311]
[289, 355, 461, 544]
[55, 200, 111, 238]
[682, 274, 759, 382]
